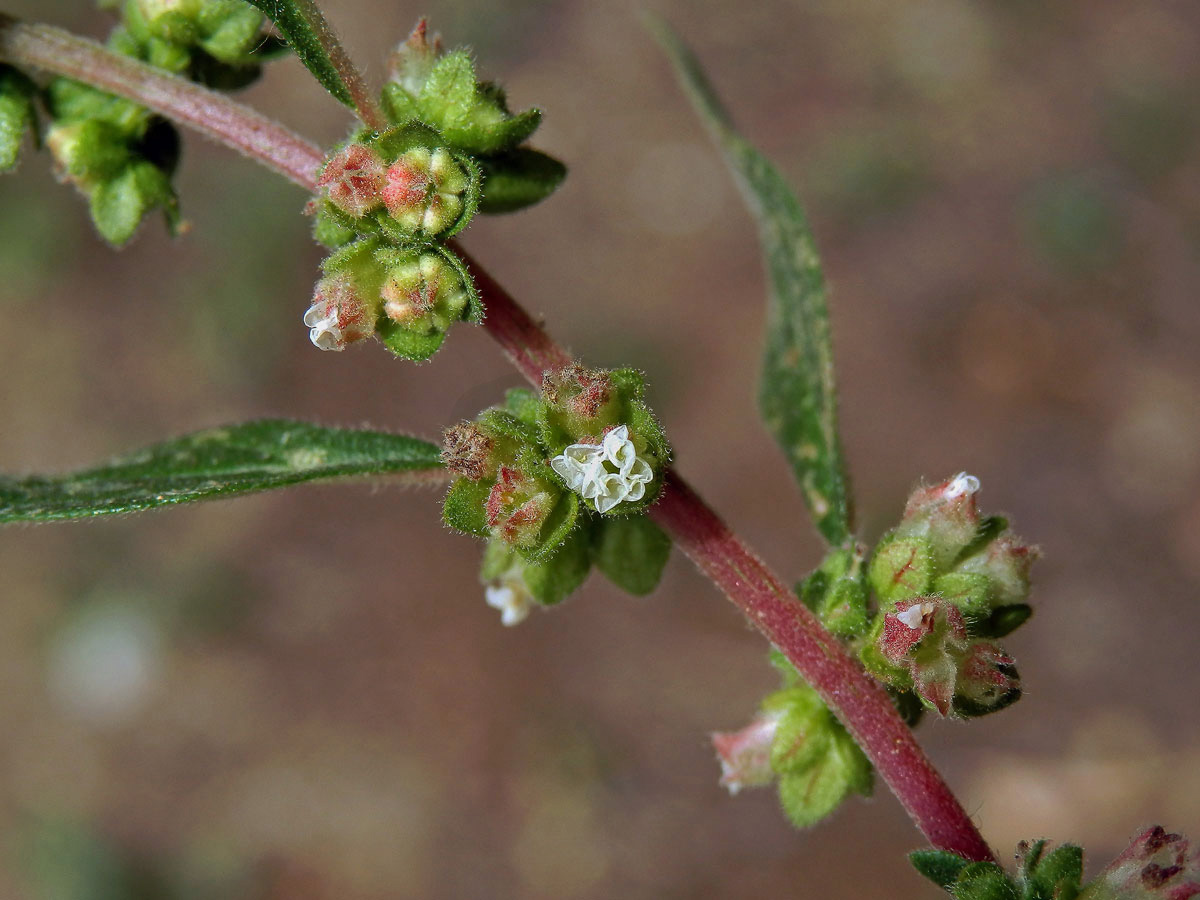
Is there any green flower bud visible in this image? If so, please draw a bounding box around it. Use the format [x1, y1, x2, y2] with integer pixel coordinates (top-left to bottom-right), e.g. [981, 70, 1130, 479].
[869, 532, 934, 605]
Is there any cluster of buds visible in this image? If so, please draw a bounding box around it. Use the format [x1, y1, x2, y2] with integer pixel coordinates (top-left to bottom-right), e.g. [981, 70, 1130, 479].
[873, 598, 1020, 716]
[861, 473, 1037, 717]
[129, 0, 271, 70]
[712, 677, 872, 828]
[33, 0, 276, 244]
[315, 138, 476, 240]
[442, 370, 673, 626]
[306, 123, 482, 360]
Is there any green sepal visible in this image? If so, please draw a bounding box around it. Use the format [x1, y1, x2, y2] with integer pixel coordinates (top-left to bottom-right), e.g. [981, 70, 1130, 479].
[518, 491, 581, 565]
[797, 569, 828, 612]
[819, 579, 871, 638]
[478, 147, 567, 214]
[935, 571, 994, 620]
[197, 0, 270, 64]
[951, 863, 1020, 900]
[312, 200, 358, 248]
[774, 718, 871, 829]
[590, 514, 672, 596]
[869, 531, 934, 604]
[503, 388, 543, 426]
[0, 65, 37, 172]
[443, 477, 491, 536]
[910, 849, 970, 891]
[89, 160, 179, 246]
[439, 244, 483, 323]
[477, 409, 539, 449]
[955, 515, 1010, 566]
[765, 689, 834, 776]
[390, 51, 542, 154]
[521, 525, 592, 606]
[1019, 841, 1083, 900]
[609, 368, 648, 401]
[981, 603, 1033, 639]
[377, 322, 446, 361]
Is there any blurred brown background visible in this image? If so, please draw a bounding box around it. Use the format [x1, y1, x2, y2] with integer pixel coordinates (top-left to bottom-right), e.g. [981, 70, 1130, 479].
[2, 0, 1199, 897]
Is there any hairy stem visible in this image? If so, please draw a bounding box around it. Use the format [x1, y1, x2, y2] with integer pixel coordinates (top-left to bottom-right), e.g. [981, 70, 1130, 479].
[4, 18, 995, 863]
[468, 261, 995, 863]
[0, 17, 325, 190]
[286, 0, 387, 131]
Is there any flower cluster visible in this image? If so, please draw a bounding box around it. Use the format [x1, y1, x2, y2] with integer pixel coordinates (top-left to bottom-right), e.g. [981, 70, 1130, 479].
[32, 0, 275, 245]
[302, 20, 568, 360]
[857, 472, 1036, 717]
[550, 426, 655, 514]
[712, 656, 873, 828]
[441, 366, 672, 626]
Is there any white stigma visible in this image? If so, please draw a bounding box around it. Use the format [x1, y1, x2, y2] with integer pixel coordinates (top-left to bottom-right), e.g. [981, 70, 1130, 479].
[944, 472, 980, 500]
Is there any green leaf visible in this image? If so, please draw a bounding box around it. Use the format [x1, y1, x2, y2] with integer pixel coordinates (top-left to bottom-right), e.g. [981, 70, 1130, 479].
[478, 148, 568, 214]
[377, 321, 447, 361]
[869, 532, 934, 604]
[0, 420, 444, 524]
[240, 0, 354, 106]
[952, 863, 1020, 900]
[0, 65, 36, 172]
[650, 18, 851, 546]
[443, 477, 492, 537]
[910, 849, 970, 891]
[522, 525, 593, 606]
[775, 752, 852, 829]
[591, 514, 672, 595]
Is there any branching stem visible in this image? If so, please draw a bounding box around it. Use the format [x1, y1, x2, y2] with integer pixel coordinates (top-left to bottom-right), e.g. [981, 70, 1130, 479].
[2, 15, 995, 863]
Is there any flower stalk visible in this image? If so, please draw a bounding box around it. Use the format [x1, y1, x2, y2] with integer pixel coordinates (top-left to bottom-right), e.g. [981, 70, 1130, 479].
[0, 15, 995, 863]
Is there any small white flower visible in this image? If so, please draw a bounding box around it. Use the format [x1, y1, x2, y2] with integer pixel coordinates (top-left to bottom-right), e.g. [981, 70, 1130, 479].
[303, 302, 344, 351]
[897, 601, 935, 630]
[944, 472, 981, 500]
[549, 425, 654, 514]
[484, 571, 534, 627]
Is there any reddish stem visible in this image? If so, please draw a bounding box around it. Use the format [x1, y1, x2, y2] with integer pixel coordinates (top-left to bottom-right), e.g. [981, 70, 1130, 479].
[0, 18, 326, 191]
[2, 18, 995, 862]
[469, 258, 995, 863]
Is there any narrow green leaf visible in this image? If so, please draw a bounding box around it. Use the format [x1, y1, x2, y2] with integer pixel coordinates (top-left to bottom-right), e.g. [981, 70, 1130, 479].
[241, 0, 353, 106]
[0, 420, 443, 523]
[443, 477, 491, 537]
[650, 18, 852, 546]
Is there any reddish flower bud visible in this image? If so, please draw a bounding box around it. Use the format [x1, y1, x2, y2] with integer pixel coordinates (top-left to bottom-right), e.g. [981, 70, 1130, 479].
[442, 422, 497, 481]
[388, 18, 443, 94]
[302, 272, 378, 351]
[317, 143, 386, 218]
[711, 711, 782, 795]
[382, 147, 469, 236]
[380, 252, 470, 333]
[485, 465, 556, 548]
[896, 472, 982, 569]
[1083, 826, 1200, 900]
[878, 598, 1021, 717]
